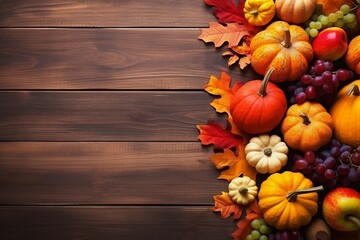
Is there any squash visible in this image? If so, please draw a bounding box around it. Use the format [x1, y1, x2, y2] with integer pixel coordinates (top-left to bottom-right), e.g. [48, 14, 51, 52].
[315, 0, 354, 15]
[244, 0, 276, 26]
[345, 36, 360, 75]
[330, 80, 360, 147]
[228, 176, 258, 205]
[245, 134, 288, 174]
[281, 101, 334, 152]
[230, 68, 287, 134]
[275, 0, 316, 24]
[258, 171, 323, 230]
[250, 21, 313, 83]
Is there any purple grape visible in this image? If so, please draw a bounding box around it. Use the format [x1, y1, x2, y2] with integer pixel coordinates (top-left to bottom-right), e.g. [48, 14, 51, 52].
[331, 74, 339, 88]
[336, 69, 352, 81]
[351, 152, 360, 165]
[322, 71, 333, 83]
[324, 156, 336, 168]
[322, 82, 334, 93]
[340, 151, 351, 163]
[312, 76, 324, 86]
[316, 164, 326, 174]
[295, 159, 309, 170]
[314, 62, 326, 74]
[295, 92, 306, 104]
[330, 146, 340, 158]
[305, 86, 316, 99]
[348, 168, 360, 182]
[304, 151, 315, 163]
[330, 138, 341, 147]
[301, 74, 312, 84]
[324, 169, 336, 179]
[337, 164, 350, 176]
[313, 157, 323, 166]
[357, 167, 360, 177]
[340, 144, 352, 153]
[293, 87, 305, 96]
[324, 61, 333, 71]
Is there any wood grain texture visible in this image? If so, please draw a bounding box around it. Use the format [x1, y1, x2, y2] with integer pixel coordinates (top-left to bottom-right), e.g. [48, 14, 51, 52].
[0, 142, 228, 204]
[0, 206, 234, 240]
[0, 0, 217, 27]
[0, 28, 256, 90]
[0, 91, 225, 141]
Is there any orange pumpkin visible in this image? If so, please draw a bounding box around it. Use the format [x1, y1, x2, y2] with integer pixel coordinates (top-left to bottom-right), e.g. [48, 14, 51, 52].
[230, 68, 287, 134]
[345, 35, 360, 75]
[315, 0, 354, 15]
[281, 102, 334, 152]
[250, 21, 313, 83]
[275, 0, 316, 24]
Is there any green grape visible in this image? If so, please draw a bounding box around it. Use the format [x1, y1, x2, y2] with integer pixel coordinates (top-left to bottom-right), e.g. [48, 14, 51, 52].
[314, 21, 322, 30]
[251, 219, 262, 230]
[340, 4, 351, 15]
[305, 27, 311, 35]
[328, 13, 338, 23]
[251, 230, 261, 240]
[309, 21, 317, 29]
[259, 225, 268, 234]
[343, 13, 356, 23]
[347, 19, 359, 29]
[246, 235, 254, 240]
[259, 236, 268, 240]
[309, 28, 318, 37]
[335, 10, 344, 19]
[334, 19, 344, 27]
[319, 15, 329, 25]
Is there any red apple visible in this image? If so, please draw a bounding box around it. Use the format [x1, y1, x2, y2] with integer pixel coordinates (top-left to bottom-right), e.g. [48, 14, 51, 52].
[312, 27, 348, 61]
[322, 187, 360, 231]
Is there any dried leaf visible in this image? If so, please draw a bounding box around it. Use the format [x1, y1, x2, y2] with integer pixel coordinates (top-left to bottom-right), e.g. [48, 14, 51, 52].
[227, 55, 240, 67]
[223, 39, 252, 70]
[198, 22, 254, 48]
[209, 145, 257, 181]
[232, 211, 261, 240]
[212, 191, 243, 219]
[204, 0, 246, 24]
[197, 121, 244, 149]
[238, 54, 251, 70]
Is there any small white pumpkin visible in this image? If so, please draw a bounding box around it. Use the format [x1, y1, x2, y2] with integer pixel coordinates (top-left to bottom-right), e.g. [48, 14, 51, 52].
[245, 134, 288, 174]
[228, 176, 258, 205]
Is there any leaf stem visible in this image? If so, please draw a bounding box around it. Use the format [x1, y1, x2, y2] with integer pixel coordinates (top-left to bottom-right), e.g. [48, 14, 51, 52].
[286, 185, 324, 202]
[258, 67, 275, 97]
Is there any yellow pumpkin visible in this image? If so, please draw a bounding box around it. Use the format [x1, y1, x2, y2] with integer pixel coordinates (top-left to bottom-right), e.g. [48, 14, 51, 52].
[258, 171, 323, 230]
[275, 0, 316, 24]
[330, 80, 360, 147]
[281, 101, 334, 152]
[244, 0, 276, 26]
[250, 21, 313, 83]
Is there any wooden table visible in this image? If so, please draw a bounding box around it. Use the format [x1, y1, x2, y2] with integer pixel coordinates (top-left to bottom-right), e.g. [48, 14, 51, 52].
[0, 1, 258, 239]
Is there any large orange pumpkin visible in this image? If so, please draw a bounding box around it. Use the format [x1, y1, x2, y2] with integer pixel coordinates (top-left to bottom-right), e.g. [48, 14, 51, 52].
[250, 21, 313, 83]
[230, 68, 287, 134]
[345, 35, 360, 75]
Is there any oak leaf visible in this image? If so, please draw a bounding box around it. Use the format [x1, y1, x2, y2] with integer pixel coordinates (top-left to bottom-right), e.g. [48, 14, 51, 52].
[212, 191, 243, 219]
[204, 0, 246, 24]
[198, 22, 254, 48]
[197, 121, 244, 149]
[223, 38, 252, 69]
[209, 145, 257, 181]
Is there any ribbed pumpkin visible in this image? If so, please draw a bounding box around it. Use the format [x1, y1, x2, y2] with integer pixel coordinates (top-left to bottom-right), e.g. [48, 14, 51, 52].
[244, 0, 276, 26]
[250, 21, 313, 83]
[275, 0, 316, 24]
[258, 171, 323, 230]
[330, 80, 360, 147]
[345, 35, 360, 75]
[230, 68, 287, 134]
[281, 101, 334, 152]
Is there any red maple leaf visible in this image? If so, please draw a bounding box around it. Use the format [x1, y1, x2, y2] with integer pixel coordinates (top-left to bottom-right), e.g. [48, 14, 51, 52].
[204, 0, 246, 24]
[212, 192, 243, 220]
[197, 121, 244, 149]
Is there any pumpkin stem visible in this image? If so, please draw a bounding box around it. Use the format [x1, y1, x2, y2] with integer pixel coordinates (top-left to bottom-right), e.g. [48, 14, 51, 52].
[346, 84, 360, 96]
[286, 185, 324, 202]
[299, 112, 311, 125]
[346, 215, 360, 229]
[249, 10, 258, 15]
[258, 67, 275, 97]
[264, 148, 272, 156]
[281, 29, 292, 48]
[239, 187, 248, 195]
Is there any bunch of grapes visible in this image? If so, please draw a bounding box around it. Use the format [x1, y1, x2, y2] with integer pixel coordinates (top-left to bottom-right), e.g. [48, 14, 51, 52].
[267, 230, 304, 240]
[305, 3, 359, 37]
[285, 59, 353, 106]
[292, 138, 360, 191]
[245, 218, 272, 240]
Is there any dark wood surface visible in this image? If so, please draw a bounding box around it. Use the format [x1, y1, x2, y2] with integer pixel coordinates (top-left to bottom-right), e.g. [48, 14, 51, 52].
[0, 1, 258, 239]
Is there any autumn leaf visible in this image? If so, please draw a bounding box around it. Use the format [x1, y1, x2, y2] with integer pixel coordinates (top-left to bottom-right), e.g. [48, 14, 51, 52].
[209, 144, 257, 181]
[204, 71, 243, 115]
[212, 191, 243, 220]
[222, 36, 252, 69]
[198, 22, 255, 48]
[204, 0, 246, 24]
[197, 121, 244, 149]
[232, 211, 261, 240]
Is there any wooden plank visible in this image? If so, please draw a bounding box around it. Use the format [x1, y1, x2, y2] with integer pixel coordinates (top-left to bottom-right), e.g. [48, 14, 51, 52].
[0, 142, 228, 205]
[0, 206, 234, 240]
[0, 91, 226, 141]
[0, 28, 255, 90]
[0, 0, 217, 27]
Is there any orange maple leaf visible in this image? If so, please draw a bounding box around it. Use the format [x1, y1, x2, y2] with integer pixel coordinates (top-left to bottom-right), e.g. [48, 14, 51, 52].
[212, 191, 243, 220]
[198, 22, 255, 48]
[204, 71, 243, 116]
[209, 144, 257, 181]
[232, 211, 261, 240]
